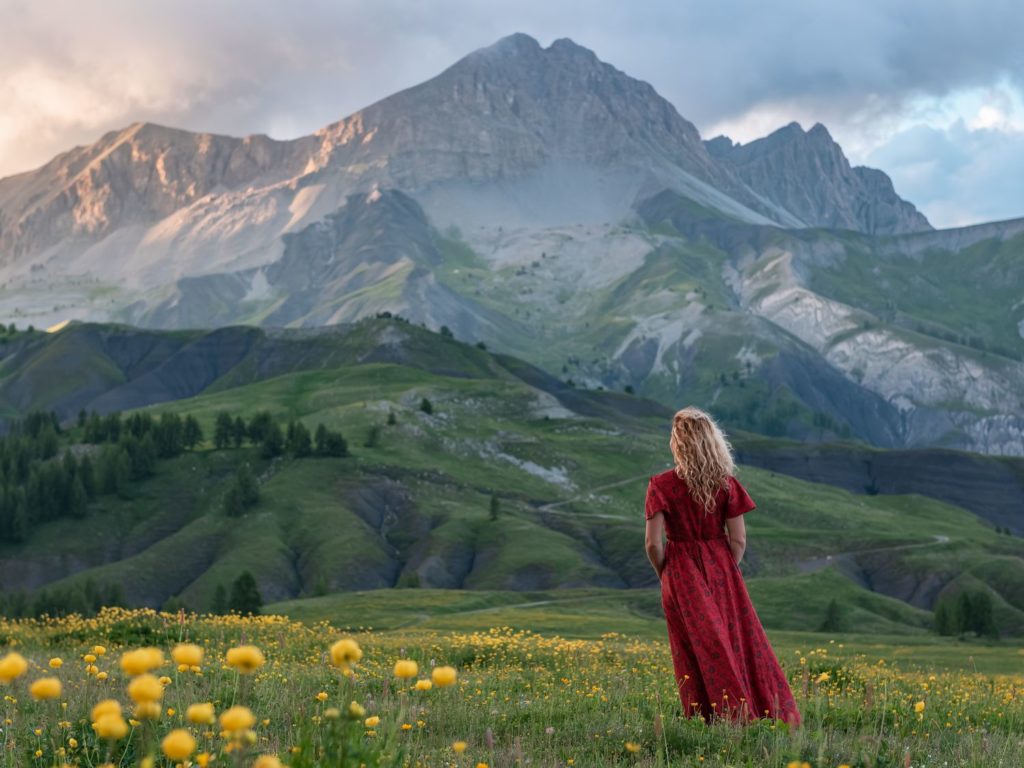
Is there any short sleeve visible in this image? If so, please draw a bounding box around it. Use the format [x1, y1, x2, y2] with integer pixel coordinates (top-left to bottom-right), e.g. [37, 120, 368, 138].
[644, 476, 668, 520]
[725, 475, 756, 519]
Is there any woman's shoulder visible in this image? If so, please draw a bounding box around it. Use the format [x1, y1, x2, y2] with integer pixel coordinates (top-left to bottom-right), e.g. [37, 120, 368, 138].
[650, 468, 679, 487]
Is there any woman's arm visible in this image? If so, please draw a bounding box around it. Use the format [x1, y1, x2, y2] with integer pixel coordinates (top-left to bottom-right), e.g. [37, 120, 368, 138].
[725, 515, 747, 565]
[645, 511, 666, 577]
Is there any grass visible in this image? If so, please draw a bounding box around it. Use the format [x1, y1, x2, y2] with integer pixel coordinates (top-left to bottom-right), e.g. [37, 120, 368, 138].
[0, 607, 1020, 767]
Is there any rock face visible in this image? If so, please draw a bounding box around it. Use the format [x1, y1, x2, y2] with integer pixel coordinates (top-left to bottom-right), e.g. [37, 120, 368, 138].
[0, 33, 1020, 457]
[706, 122, 932, 234]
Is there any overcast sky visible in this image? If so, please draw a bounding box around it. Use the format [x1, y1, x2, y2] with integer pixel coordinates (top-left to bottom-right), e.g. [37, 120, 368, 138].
[2, 0, 1022, 228]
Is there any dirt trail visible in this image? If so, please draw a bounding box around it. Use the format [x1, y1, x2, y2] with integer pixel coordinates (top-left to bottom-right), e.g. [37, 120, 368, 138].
[794, 534, 951, 574]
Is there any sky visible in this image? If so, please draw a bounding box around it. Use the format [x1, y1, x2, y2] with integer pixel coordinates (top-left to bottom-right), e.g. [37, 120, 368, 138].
[2, 0, 1022, 229]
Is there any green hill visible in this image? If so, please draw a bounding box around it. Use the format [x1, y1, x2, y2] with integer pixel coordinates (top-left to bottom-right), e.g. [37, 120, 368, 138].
[0, 317, 1021, 638]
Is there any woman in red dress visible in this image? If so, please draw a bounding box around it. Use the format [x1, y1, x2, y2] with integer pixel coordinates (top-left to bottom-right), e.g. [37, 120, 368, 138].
[644, 406, 801, 727]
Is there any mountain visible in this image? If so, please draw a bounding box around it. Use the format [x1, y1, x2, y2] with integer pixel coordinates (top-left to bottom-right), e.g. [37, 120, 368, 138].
[0, 33, 1020, 458]
[0, 318, 1021, 636]
[705, 122, 932, 234]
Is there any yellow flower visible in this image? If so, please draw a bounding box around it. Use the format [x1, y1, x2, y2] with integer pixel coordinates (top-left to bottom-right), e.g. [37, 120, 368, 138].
[225, 645, 265, 674]
[83, 654, 96, 664]
[120, 648, 164, 676]
[815, 671, 830, 684]
[68, 738, 78, 749]
[96, 671, 109, 681]
[330, 638, 363, 670]
[432, 665, 457, 687]
[29, 677, 62, 701]
[453, 741, 468, 754]
[127, 673, 164, 703]
[364, 716, 380, 727]
[625, 741, 641, 753]
[172, 643, 204, 667]
[476, 763, 489, 768]
[324, 707, 341, 719]
[48, 658, 63, 669]
[348, 701, 366, 718]
[315, 691, 328, 702]
[93, 714, 129, 740]
[219, 705, 256, 734]
[401, 723, 413, 731]
[92, 645, 107, 656]
[0, 652, 28, 683]
[91, 699, 121, 721]
[196, 752, 211, 767]
[393, 659, 418, 679]
[134, 701, 162, 720]
[187, 703, 216, 725]
[252, 757, 283, 768]
[414, 678, 433, 691]
[914, 701, 926, 713]
[161, 729, 196, 761]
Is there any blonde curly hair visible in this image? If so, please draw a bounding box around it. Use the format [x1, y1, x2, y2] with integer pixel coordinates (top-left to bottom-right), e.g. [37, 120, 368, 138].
[669, 406, 735, 514]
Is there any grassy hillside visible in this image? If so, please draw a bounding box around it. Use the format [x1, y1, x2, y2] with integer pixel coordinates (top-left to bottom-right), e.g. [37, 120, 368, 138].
[2, 317, 1021, 639]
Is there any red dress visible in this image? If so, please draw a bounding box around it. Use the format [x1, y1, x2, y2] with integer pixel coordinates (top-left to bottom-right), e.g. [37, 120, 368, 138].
[645, 470, 801, 727]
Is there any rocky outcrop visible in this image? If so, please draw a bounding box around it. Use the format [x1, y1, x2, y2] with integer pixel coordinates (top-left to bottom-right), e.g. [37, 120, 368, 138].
[706, 123, 932, 234]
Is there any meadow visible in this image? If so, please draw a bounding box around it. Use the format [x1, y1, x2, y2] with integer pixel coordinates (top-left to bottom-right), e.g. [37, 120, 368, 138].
[0, 605, 1020, 768]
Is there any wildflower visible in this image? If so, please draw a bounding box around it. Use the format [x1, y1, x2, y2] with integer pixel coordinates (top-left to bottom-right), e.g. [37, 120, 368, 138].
[226, 645, 265, 674]
[401, 723, 413, 730]
[68, 738, 78, 749]
[172, 643, 204, 667]
[394, 659, 418, 679]
[219, 705, 256, 734]
[96, 672, 108, 681]
[315, 691, 328, 702]
[92, 645, 107, 656]
[415, 679, 433, 691]
[365, 716, 380, 727]
[324, 707, 341, 719]
[914, 701, 926, 714]
[161, 729, 196, 761]
[188, 703, 216, 725]
[127, 674, 164, 703]
[253, 757, 283, 768]
[91, 699, 121, 720]
[0, 652, 28, 683]
[120, 648, 164, 676]
[348, 701, 366, 718]
[432, 665, 457, 687]
[453, 741, 468, 754]
[625, 742, 641, 753]
[330, 638, 363, 671]
[815, 672, 830, 684]
[29, 677, 62, 701]
[49, 658, 63, 669]
[134, 701, 162, 720]
[93, 714, 129, 740]
[83, 654, 96, 663]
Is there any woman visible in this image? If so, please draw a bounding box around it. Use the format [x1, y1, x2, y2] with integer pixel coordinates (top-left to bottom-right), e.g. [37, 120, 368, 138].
[644, 406, 801, 727]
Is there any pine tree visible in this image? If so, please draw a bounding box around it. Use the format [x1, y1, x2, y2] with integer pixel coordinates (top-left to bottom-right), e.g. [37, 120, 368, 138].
[818, 598, 847, 632]
[183, 415, 203, 450]
[236, 464, 259, 508]
[419, 397, 434, 415]
[261, 421, 284, 459]
[216, 411, 234, 449]
[971, 591, 998, 638]
[289, 422, 313, 458]
[68, 476, 88, 519]
[222, 484, 243, 517]
[232, 417, 247, 448]
[79, 454, 96, 499]
[228, 571, 263, 615]
[955, 591, 973, 638]
[489, 494, 500, 521]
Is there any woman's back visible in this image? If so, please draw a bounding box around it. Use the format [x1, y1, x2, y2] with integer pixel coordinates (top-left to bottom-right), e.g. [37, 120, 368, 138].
[646, 469, 756, 541]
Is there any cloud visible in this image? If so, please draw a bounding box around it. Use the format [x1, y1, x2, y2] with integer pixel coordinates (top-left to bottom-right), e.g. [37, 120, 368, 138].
[0, 0, 1021, 226]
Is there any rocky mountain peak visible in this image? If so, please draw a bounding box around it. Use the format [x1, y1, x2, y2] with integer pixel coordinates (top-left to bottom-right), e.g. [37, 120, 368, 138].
[707, 121, 932, 234]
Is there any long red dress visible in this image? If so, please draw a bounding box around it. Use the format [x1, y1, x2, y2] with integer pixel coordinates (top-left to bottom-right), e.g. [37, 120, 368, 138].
[645, 469, 801, 727]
